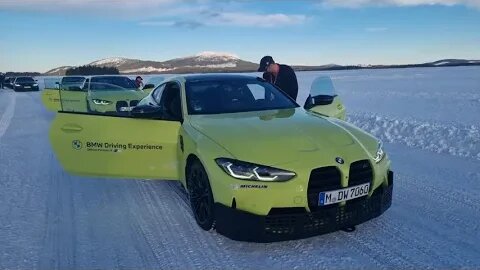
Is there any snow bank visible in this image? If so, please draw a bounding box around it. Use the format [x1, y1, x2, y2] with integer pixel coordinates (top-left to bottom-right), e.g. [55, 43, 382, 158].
[348, 112, 480, 160]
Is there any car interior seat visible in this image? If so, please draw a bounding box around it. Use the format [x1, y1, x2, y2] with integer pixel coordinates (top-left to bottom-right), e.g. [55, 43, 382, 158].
[162, 84, 182, 120]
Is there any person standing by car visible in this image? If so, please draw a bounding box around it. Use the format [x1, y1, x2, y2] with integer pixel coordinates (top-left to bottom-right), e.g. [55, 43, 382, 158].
[134, 76, 144, 89]
[0, 73, 4, 89]
[258, 56, 298, 101]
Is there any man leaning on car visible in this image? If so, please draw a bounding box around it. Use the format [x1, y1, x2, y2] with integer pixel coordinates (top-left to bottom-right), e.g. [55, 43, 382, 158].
[258, 56, 299, 101]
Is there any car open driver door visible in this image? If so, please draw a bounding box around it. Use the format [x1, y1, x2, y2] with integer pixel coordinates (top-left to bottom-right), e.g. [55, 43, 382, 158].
[49, 93, 181, 180]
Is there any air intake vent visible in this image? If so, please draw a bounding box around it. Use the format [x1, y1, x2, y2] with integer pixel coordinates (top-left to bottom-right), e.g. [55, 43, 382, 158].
[349, 160, 373, 187]
[307, 166, 341, 211]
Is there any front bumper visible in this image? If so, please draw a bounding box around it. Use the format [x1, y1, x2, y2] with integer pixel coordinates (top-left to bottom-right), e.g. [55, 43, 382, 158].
[15, 86, 39, 91]
[215, 172, 393, 242]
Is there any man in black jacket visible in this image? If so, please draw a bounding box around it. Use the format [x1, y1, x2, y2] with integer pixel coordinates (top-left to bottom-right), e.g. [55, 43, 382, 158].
[258, 56, 298, 101]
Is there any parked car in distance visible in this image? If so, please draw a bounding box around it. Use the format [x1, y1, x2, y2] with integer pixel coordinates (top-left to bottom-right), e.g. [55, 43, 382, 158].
[13, 77, 39, 92]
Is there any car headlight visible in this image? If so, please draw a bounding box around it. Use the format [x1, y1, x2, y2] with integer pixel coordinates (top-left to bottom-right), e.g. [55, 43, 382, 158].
[33, 83, 38, 87]
[373, 141, 385, 163]
[92, 99, 111, 105]
[15, 84, 21, 87]
[215, 158, 296, 182]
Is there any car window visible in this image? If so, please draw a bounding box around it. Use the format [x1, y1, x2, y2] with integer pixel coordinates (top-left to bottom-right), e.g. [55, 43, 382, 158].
[247, 83, 266, 100]
[159, 82, 182, 120]
[152, 83, 166, 104]
[62, 77, 85, 84]
[186, 78, 298, 115]
[89, 82, 127, 91]
[90, 76, 137, 89]
[83, 78, 90, 90]
[16, 77, 35, 83]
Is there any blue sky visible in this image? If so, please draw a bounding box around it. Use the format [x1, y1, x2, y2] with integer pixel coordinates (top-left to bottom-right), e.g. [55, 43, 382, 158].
[0, 0, 479, 72]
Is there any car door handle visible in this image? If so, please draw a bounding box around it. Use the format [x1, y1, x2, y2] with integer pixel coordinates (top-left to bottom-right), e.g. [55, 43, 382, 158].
[61, 124, 83, 132]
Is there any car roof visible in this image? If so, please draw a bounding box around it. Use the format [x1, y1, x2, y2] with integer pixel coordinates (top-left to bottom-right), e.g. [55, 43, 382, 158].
[60, 75, 130, 79]
[88, 75, 130, 78]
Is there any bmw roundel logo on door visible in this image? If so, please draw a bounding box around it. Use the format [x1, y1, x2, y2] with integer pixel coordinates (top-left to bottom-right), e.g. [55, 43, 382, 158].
[72, 140, 82, 150]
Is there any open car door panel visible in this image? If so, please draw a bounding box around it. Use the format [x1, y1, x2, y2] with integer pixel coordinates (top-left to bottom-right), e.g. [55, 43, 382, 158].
[304, 76, 346, 120]
[41, 78, 62, 112]
[50, 112, 181, 180]
[41, 89, 61, 112]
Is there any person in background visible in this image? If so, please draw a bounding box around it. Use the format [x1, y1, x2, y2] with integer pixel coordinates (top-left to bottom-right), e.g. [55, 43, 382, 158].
[258, 56, 298, 101]
[134, 76, 144, 89]
[0, 73, 5, 89]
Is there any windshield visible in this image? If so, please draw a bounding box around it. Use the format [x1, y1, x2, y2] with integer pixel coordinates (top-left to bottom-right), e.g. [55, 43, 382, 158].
[16, 77, 35, 83]
[90, 76, 137, 90]
[186, 77, 298, 115]
[88, 82, 132, 91]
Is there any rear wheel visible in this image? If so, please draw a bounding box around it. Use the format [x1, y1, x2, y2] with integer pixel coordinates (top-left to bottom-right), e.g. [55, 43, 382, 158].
[187, 159, 215, 230]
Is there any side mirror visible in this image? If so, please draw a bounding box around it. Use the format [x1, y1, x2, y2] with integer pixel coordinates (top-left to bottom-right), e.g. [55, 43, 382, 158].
[143, 84, 155, 89]
[304, 94, 335, 109]
[131, 104, 163, 119]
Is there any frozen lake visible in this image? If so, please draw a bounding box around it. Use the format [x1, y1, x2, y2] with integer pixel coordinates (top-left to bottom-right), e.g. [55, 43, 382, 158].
[1, 66, 479, 269]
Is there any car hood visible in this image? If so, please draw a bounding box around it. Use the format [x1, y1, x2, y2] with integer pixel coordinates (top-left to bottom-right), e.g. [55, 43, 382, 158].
[189, 108, 374, 166]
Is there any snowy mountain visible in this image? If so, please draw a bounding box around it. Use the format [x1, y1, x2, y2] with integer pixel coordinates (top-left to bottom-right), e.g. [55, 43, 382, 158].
[429, 59, 480, 66]
[44, 52, 258, 75]
[44, 66, 74, 76]
[43, 54, 480, 75]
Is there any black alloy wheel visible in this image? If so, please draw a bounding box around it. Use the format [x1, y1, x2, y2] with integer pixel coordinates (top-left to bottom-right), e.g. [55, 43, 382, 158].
[187, 159, 215, 230]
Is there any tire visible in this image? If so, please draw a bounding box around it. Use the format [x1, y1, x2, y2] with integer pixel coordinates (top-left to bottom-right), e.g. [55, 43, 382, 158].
[186, 159, 215, 231]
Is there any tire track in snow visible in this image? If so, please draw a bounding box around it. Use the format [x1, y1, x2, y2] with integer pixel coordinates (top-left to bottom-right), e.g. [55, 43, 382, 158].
[343, 221, 418, 269]
[0, 92, 16, 142]
[393, 174, 480, 264]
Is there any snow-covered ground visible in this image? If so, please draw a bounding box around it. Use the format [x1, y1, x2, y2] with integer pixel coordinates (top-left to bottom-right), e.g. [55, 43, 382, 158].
[1, 66, 479, 269]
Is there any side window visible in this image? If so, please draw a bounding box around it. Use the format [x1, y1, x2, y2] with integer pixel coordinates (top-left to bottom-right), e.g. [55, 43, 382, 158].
[83, 79, 90, 90]
[152, 83, 166, 105]
[159, 82, 182, 120]
[247, 84, 265, 100]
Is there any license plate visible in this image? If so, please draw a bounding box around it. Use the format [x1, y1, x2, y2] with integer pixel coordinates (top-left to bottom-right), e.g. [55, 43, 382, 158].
[319, 183, 370, 206]
[25, 86, 31, 88]
[119, 106, 133, 112]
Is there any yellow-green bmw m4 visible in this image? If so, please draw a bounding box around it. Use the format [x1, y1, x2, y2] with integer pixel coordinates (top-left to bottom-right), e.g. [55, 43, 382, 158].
[49, 74, 393, 242]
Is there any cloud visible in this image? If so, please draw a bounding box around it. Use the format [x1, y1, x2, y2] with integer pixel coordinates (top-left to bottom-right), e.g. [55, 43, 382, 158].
[208, 12, 307, 27]
[0, 0, 178, 10]
[140, 20, 204, 29]
[1, 0, 307, 28]
[321, 0, 480, 8]
[140, 12, 306, 28]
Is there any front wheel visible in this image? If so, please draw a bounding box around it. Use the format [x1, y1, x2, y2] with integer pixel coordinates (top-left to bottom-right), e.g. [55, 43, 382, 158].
[187, 159, 215, 231]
